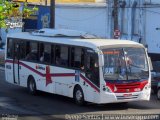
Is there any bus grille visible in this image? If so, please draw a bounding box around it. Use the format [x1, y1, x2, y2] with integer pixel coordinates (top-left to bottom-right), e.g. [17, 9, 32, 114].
[116, 95, 139, 100]
[106, 80, 148, 93]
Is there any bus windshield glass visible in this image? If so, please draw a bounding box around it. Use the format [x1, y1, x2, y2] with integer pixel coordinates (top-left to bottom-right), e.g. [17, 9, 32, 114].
[102, 47, 149, 81]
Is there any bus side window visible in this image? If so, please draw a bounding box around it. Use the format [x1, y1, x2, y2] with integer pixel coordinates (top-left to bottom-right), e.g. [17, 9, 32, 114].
[55, 45, 61, 65]
[7, 39, 13, 59]
[25, 42, 38, 62]
[44, 44, 51, 63]
[55, 45, 69, 67]
[60, 46, 69, 66]
[51, 45, 55, 64]
[71, 47, 84, 69]
[39, 43, 44, 62]
[81, 49, 85, 70]
[39, 43, 51, 64]
[19, 41, 26, 60]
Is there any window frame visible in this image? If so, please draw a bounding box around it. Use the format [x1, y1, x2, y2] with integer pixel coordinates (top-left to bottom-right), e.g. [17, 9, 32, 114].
[7, 38, 14, 59]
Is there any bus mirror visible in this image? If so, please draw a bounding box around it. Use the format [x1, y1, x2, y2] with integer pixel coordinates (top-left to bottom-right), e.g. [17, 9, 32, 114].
[148, 57, 153, 71]
[99, 54, 104, 67]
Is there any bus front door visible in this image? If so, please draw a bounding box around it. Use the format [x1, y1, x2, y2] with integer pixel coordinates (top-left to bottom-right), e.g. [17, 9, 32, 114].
[84, 50, 100, 102]
[13, 41, 20, 84]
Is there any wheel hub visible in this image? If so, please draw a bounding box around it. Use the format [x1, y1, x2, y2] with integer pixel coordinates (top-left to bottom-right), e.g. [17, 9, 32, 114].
[76, 90, 82, 101]
[29, 81, 34, 92]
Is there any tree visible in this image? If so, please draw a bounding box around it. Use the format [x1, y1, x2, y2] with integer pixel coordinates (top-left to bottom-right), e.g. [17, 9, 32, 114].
[0, 0, 38, 29]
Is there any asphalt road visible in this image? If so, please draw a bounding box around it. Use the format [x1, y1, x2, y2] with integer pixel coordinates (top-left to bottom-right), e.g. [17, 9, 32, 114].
[0, 69, 160, 120]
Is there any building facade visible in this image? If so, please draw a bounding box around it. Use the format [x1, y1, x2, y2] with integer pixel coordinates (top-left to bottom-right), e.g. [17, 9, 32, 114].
[113, 0, 160, 60]
[37, 3, 109, 38]
[14, 0, 105, 4]
[145, 0, 160, 59]
[114, 0, 145, 43]
[2, 0, 160, 60]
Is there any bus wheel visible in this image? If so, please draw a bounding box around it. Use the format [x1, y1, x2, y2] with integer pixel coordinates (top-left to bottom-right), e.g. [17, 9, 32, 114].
[27, 77, 37, 95]
[74, 86, 85, 105]
[157, 88, 160, 100]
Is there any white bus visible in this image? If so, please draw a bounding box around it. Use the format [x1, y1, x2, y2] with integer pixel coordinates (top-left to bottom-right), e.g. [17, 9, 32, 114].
[5, 29, 152, 105]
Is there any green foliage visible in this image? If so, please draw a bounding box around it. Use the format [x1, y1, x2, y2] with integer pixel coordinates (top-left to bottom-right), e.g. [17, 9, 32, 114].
[0, 0, 38, 28]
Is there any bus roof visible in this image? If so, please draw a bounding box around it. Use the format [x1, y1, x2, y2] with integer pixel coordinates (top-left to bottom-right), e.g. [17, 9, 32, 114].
[7, 29, 144, 50]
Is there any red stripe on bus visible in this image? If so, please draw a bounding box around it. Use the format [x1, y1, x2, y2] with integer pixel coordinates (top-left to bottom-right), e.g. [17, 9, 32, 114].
[50, 73, 75, 77]
[20, 62, 46, 77]
[5, 60, 13, 63]
[5, 60, 45, 77]
[80, 74, 100, 93]
[5, 60, 100, 93]
[6, 60, 75, 78]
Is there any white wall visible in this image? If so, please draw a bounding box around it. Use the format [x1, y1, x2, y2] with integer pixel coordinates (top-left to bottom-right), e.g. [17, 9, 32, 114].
[116, 0, 160, 54]
[55, 3, 108, 38]
[118, 0, 146, 44]
[145, 8, 160, 54]
[145, 0, 160, 4]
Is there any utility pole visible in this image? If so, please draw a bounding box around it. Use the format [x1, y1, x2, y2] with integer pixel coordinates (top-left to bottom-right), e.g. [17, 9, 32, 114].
[50, 0, 55, 29]
[45, 0, 47, 6]
[114, 0, 118, 32]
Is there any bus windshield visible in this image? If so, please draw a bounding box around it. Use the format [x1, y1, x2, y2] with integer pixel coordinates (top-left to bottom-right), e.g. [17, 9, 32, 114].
[102, 47, 149, 81]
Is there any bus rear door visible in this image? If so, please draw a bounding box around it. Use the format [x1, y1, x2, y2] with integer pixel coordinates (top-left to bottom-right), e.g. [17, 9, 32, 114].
[13, 41, 21, 84]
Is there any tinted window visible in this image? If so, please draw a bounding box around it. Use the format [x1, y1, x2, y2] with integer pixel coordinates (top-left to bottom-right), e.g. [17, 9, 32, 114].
[19, 41, 26, 60]
[71, 47, 84, 69]
[51, 45, 55, 64]
[25, 42, 38, 62]
[39, 43, 51, 64]
[7, 39, 13, 59]
[55, 45, 69, 67]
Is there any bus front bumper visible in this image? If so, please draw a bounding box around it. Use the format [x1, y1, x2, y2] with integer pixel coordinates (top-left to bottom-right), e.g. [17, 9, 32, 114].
[99, 90, 151, 104]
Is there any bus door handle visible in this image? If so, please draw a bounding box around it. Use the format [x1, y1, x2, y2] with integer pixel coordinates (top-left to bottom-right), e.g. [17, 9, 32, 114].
[83, 81, 86, 85]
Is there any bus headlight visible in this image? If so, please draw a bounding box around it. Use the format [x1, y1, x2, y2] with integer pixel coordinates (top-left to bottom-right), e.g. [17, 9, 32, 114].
[103, 86, 113, 93]
[143, 83, 151, 90]
[134, 88, 141, 92]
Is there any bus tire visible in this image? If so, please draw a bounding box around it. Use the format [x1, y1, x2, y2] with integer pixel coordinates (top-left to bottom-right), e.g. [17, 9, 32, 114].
[157, 88, 160, 100]
[27, 76, 37, 95]
[73, 86, 85, 105]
